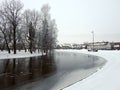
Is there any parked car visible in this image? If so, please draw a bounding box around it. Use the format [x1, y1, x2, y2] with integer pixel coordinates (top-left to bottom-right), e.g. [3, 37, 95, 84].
[88, 48, 98, 52]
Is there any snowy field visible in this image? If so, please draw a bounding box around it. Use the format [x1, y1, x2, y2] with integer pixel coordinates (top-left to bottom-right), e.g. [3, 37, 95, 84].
[64, 49, 120, 90]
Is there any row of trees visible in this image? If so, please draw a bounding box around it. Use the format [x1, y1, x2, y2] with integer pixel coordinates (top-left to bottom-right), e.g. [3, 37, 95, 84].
[0, 0, 57, 54]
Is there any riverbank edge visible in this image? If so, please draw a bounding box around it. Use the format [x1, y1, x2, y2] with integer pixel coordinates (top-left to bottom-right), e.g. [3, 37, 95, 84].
[64, 50, 120, 90]
[0, 50, 42, 60]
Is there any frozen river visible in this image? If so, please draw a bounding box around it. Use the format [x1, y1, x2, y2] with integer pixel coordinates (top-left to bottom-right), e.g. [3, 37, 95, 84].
[0, 50, 106, 90]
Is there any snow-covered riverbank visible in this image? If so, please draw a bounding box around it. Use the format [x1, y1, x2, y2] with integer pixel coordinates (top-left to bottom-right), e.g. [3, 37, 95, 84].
[0, 50, 42, 60]
[64, 50, 120, 90]
[0, 49, 120, 90]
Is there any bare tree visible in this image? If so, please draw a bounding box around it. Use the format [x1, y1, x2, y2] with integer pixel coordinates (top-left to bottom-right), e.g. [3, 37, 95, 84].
[0, 0, 23, 54]
[28, 22, 35, 53]
[16, 26, 27, 51]
[22, 9, 40, 53]
[0, 12, 11, 53]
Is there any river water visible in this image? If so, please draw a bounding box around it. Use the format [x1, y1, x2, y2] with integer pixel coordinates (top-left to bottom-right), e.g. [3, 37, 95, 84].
[0, 50, 106, 90]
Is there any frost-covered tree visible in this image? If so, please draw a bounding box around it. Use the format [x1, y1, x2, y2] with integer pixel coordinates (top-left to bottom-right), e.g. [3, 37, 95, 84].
[0, 1, 57, 54]
[41, 4, 57, 54]
[22, 9, 40, 53]
[0, 0, 23, 54]
[0, 15, 11, 53]
[48, 19, 57, 51]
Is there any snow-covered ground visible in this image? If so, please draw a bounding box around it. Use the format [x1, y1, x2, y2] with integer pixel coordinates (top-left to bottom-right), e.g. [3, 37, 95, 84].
[0, 49, 120, 90]
[0, 50, 42, 60]
[64, 50, 120, 90]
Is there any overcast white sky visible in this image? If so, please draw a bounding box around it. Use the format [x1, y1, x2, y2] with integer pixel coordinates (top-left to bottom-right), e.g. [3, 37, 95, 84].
[3, 0, 120, 44]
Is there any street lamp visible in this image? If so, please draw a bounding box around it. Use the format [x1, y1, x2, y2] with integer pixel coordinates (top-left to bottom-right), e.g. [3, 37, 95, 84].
[91, 31, 94, 51]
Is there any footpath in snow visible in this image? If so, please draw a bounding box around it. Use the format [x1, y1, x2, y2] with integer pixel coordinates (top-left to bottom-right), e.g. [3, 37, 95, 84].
[64, 50, 120, 90]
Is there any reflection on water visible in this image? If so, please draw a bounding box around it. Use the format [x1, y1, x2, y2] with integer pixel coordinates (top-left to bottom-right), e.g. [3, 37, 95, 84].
[0, 51, 106, 90]
[0, 55, 56, 90]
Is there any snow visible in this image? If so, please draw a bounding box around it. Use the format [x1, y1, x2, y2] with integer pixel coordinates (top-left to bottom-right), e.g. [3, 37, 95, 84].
[64, 50, 120, 90]
[0, 50, 42, 60]
[0, 49, 120, 90]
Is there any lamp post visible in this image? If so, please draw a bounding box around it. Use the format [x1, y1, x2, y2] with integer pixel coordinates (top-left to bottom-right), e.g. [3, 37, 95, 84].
[91, 31, 94, 51]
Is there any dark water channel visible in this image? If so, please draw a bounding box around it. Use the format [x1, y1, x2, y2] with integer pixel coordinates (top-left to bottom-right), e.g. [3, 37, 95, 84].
[0, 50, 106, 90]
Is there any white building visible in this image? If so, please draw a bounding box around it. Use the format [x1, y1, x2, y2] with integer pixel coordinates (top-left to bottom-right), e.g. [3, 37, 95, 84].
[87, 42, 111, 50]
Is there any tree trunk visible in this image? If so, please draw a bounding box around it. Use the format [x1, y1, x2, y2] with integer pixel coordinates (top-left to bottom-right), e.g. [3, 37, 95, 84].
[1, 29, 11, 53]
[13, 26, 16, 54]
[5, 37, 11, 53]
[29, 40, 32, 54]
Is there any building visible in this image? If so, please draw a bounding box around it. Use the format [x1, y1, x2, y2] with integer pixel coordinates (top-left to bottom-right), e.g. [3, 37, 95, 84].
[112, 42, 120, 50]
[87, 42, 111, 50]
[72, 44, 82, 49]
